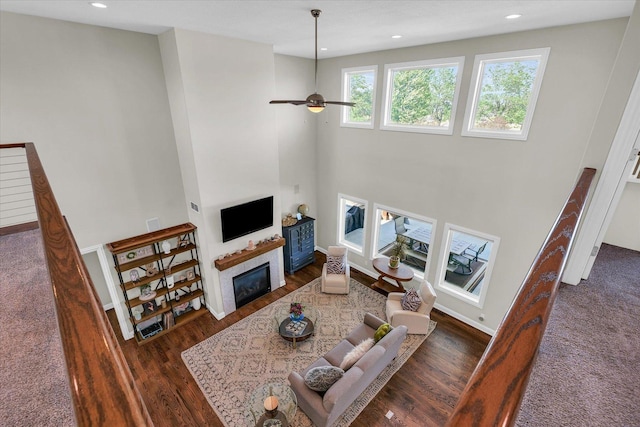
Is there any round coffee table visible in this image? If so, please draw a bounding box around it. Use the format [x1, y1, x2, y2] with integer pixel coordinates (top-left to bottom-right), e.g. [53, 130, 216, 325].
[274, 304, 316, 349]
[372, 257, 414, 293]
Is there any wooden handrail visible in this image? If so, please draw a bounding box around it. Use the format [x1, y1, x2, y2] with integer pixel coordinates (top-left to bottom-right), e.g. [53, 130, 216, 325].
[5, 143, 153, 426]
[446, 167, 596, 427]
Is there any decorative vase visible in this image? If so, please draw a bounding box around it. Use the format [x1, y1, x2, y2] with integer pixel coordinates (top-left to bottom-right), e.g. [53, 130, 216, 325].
[389, 256, 400, 269]
[192, 297, 201, 311]
[290, 313, 304, 321]
[162, 240, 171, 254]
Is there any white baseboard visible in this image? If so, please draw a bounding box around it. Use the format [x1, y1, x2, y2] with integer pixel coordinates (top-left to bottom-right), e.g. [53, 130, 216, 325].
[434, 303, 496, 336]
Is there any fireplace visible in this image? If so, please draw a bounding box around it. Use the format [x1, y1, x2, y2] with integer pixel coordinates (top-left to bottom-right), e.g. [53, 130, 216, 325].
[233, 262, 271, 308]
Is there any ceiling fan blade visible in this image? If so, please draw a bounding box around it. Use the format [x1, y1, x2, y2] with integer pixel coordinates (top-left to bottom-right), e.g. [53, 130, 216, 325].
[269, 100, 308, 105]
[325, 101, 356, 107]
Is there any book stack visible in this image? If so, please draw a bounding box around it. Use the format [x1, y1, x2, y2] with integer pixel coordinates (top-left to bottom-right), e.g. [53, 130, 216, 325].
[163, 311, 175, 329]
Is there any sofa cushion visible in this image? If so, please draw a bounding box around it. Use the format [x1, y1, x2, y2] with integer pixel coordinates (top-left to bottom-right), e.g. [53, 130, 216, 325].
[374, 323, 391, 342]
[304, 366, 345, 392]
[401, 288, 422, 312]
[345, 322, 375, 346]
[339, 338, 374, 370]
[326, 254, 346, 274]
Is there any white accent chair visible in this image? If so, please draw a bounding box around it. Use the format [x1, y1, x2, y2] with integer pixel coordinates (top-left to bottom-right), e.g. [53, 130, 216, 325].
[321, 246, 350, 294]
[385, 280, 436, 334]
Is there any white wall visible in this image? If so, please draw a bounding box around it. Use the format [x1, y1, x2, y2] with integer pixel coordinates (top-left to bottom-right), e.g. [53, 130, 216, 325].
[313, 19, 628, 331]
[604, 183, 640, 250]
[274, 54, 318, 221]
[159, 29, 282, 316]
[0, 12, 188, 248]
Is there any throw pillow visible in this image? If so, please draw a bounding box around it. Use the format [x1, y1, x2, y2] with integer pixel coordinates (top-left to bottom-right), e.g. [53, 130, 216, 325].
[339, 338, 375, 370]
[401, 288, 422, 312]
[326, 254, 346, 274]
[304, 366, 344, 392]
[374, 323, 391, 342]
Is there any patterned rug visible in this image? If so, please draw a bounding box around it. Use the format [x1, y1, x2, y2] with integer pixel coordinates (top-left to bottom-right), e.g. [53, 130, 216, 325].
[182, 278, 435, 426]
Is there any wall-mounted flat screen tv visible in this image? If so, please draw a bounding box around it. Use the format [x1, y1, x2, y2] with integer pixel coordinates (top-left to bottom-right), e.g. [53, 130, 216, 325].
[221, 196, 273, 243]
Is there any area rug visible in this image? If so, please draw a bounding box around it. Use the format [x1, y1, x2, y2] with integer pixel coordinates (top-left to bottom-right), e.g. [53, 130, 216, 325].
[182, 278, 435, 427]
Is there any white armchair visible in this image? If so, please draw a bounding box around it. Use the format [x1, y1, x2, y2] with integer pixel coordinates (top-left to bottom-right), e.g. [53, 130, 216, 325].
[385, 280, 436, 334]
[321, 246, 350, 294]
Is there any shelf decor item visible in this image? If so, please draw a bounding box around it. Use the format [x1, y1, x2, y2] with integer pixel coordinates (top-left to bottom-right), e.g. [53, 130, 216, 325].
[106, 223, 206, 345]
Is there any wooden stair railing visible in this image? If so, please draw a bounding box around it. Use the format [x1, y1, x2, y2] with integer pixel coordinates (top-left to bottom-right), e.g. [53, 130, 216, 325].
[4, 143, 152, 426]
[446, 167, 596, 427]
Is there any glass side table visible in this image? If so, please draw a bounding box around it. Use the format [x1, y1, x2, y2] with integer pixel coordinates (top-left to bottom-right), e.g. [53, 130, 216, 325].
[246, 382, 297, 427]
[274, 303, 317, 349]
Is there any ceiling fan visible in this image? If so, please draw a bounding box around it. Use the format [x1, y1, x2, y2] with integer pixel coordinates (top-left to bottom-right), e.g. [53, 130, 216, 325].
[270, 9, 355, 113]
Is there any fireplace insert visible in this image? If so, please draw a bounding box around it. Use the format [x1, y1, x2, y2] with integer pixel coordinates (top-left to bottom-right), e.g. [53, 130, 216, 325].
[233, 262, 271, 308]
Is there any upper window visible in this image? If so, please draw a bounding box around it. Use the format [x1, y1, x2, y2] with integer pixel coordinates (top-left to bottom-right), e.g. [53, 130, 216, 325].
[462, 48, 550, 140]
[341, 66, 377, 129]
[338, 194, 368, 256]
[381, 57, 465, 135]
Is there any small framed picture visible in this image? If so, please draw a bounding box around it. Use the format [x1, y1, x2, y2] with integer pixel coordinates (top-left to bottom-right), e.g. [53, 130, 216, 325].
[187, 270, 195, 281]
[129, 269, 140, 283]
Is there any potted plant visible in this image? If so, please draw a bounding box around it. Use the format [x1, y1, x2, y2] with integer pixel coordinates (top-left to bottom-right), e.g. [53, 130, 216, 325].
[389, 236, 408, 269]
[289, 302, 305, 321]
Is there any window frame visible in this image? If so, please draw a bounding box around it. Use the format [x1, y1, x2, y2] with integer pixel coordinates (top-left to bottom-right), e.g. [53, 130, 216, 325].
[370, 203, 437, 280]
[337, 193, 368, 256]
[435, 223, 500, 308]
[381, 57, 465, 135]
[341, 65, 378, 129]
[461, 47, 550, 141]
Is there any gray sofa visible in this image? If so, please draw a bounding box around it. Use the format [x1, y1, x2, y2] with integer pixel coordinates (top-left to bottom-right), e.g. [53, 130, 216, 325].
[288, 313, 408, 427]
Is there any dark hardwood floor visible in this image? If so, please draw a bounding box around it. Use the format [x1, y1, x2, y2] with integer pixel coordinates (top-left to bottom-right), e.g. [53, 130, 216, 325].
[107, 252, 490, 427]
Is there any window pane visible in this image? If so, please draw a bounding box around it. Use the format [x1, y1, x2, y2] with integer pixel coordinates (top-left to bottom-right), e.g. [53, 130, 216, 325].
[373, 207, 435, 277]
[436, 224, 500, 308]
[342, 66, 377, 128]
[462, 48, 549, 140]
[382, 57, 464, 134]
[347, 71, 374, 123]
[389, 66, 458, 128]
[338, 195, 367, 255]
[473, 59, 539, 131]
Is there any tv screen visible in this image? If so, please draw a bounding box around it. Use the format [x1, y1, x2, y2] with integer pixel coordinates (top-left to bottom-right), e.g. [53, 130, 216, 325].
[221, 196, 273, 243]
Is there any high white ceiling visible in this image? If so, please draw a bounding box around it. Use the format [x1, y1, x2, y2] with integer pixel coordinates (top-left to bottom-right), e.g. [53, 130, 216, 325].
[0, 1, 635, 59]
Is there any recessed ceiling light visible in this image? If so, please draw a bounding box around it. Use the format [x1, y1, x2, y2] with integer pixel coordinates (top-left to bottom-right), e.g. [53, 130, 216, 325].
[90, 2, 107, 8]
[391, 35, 402, 39]
[505, 14, 522, 19]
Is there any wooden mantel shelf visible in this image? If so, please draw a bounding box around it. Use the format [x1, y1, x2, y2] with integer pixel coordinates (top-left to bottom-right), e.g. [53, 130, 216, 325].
[214, 238, 285, 271]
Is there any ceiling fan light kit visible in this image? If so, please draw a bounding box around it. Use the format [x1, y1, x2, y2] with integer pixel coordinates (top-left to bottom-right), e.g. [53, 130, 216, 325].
[270, 9, 355, 113]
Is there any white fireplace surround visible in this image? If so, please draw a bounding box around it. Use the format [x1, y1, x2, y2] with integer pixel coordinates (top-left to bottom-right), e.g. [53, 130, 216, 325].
[219, 249, 282, 314]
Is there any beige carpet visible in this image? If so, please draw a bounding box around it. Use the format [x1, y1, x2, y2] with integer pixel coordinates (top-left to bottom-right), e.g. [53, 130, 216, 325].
[0, 229, 75, 426]
[182, 278, 435, 426]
